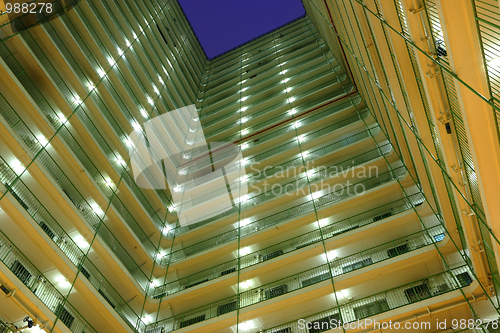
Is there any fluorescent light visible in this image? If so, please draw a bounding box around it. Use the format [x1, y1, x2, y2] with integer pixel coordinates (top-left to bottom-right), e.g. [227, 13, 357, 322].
[168, 206, 175, 213]
[173, 185, 182, 193]
[336, 289, 348, 299]
[239, 106, 248, 112]
[307, 169, 315, 177]
[310, 191, 322, 200]
[301, 151, 309, 158]
[240, 96, 248, 102]
[38, 136, 49, 147]
[58, 114, 67, 124]
[288, 97, 295, 103]
[239, 218, 251, 227]
[280, 70, 287, 75]
[292, 121, 301, 128]
[239, 175, 249, 182]
[125, 39, 131, 47]
[285, 87, 292, 92]
[182, 153, 191, 160]
[147, 96, 154, 105]
[97, 69, 106, 78]
[153, 85, 159, 95]
[91, 203, 104, 216]
[239, 246, 251, 256]
[162, 225, 172, 235]
[116, 155, 126, 167]
[104, 178, 114, 187]
[318, 219, 329, 227]
[11, 160, 25, 175]
[298, 135, 305, 142]
[56, 276, 71, 288]
[240, 158, 249, 166]
[108, 57, 116, 66]
[74, 235, 89, 248]
[239, 280, 253, 289]
[87, 82, 95, 90]
[132, 122, 142, 131]
[124, 137, 133, 147]
[237, 320, 256, 331]
[488, 56, 500, 68]
[327, 250, 338, 260]
[58, 280, 71, 288]
[282, 78, 290, 83]
[71, 96, 81, 107]
[117, 48, 123, 56]
[178, 168, 187, 175]
[158, 76, 164, 84]
[241, 142, 249, 150]
[239, 194, 249, 203]
[241, 129, 249, 135]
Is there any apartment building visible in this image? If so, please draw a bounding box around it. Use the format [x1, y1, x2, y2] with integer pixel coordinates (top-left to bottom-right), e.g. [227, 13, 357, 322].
[0, 0, 499, 332]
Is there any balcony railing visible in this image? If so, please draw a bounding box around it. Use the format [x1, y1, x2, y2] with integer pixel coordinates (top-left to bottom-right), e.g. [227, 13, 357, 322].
[201, 60, 339, 123]
[203, 86, 357, 140]
[162, 165, 408, 265]
[178, 142, 391, 224]
[261, 265, 474, 333]
[147, 262, 470, 332]
[170, 124, 383, 236]
[0, 155, 142, 331]
[202, 73, 348, 132]
[202, 50, 333, 106]
[151, 203, 432, 298]
[0, 93, 153, 288]
[0, 230, 98, 333]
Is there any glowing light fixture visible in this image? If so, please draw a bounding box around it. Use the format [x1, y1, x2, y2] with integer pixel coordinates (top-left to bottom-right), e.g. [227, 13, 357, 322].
[38, 136, 49, 147]
[58, 114, 68, 124]
[116, 155, 126, 167]
[239, 246, 251, 256]
[132, 122, 142, 132]
[11, 160, 25, 175]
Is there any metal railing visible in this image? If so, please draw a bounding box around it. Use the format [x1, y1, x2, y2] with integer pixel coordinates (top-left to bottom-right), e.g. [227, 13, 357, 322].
[162, 165, 407, 265]
[0, 155, 143, 330]
[148, 264, 472, 332]
[0, 230, 98, 333]
[151, 200, 429, 298]
[261, 265, 474, 333]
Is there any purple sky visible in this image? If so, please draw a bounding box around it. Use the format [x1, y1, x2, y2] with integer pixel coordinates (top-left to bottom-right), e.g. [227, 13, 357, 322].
[178, 0, 306, 59]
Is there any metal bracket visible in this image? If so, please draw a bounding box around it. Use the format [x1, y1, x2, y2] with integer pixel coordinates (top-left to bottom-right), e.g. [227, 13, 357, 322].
[437, 116, 449, 125]
[462, 209, 476, 217]
[451, 165, 464, 173]
[410, 7, 425, 14]
[426, 69, 440, 78]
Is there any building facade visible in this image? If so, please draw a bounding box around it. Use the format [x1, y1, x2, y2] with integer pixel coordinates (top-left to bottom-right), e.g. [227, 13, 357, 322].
[0, 0, 499, 332]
